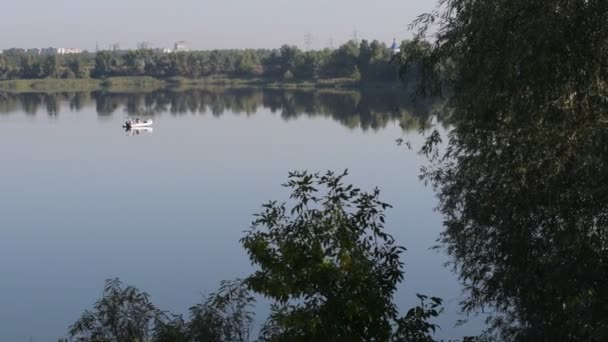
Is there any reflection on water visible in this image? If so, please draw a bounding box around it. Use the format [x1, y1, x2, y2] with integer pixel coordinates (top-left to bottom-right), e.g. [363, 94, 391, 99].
[0, 88, 444, 132]
[0, 87, 464, 341]
[125, 127, 154, 136]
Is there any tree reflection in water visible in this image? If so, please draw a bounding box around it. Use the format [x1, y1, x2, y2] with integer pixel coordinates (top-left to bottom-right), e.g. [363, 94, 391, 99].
[0, 88, 442, 132]
[125, 127, 153, 136]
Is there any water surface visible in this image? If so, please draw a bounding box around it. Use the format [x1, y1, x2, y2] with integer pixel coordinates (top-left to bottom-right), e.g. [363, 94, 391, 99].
[0, 89, 476, 341]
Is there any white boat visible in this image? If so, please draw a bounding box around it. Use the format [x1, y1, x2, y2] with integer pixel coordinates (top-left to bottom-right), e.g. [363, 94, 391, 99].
[123, 118, 153, 129]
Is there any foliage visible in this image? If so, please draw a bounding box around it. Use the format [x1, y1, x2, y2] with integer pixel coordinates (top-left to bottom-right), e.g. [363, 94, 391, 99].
[70, 278, 254, 342]
[152, 314, 189, 342]
[404, 0, 608, 340]
[42, 55, 60, 78]
[241, 170, 441, 341]
[396, 40, 435, 93]
[67, 57, 89, 78]
[394, 294, 443, 342]
[0, 40, 408, 83]
[66, 171, 445, 341]
[154, 279, 255, 342]
[359, 40, 399, 82]
[93, 52, 117, 78]
[69, 278, 162, 342]
[189, 279, 254, 342]
[282, 70, 294, 81]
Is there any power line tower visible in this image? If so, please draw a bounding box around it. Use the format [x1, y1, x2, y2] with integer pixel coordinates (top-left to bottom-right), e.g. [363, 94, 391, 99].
[304, 33, 313, 50]
[352, 28, 359, 43]
[137, 41, 151, 50]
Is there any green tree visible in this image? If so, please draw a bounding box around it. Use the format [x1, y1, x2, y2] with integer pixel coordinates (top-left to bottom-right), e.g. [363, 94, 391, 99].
[241, 170, 441, 341]
[70, 278, 255, 342]
[278, 45, 300, 76]
[20, 55, 41, 79]
[235, 51, 257, 76]
[398, 40, 434, 90]
[406, 0, 608, 340]
[66, 170, 445, 341]
[323, 40, 360, 78]
[42, 55, 60, 78]
[0, 55, 7, 79]
[69, 278, 162, 342]
[154, 279, 254, 342]
[124, 50, 147, 76]
[358, 39, 373, 79]
[93, 51, 116, 78]
[282, 69, 294, 80]
[294, 51, 324, 79]
[67, 57, 89, 78]
[0, 43, 410, 82]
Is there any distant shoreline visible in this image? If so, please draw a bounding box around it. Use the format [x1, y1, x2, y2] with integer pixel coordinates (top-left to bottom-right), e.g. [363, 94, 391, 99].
[0, 76, 405, 93]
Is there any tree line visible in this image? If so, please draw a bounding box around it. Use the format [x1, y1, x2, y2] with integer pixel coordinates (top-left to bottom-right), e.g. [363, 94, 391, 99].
[0, 88, 441, 131]
[0, 40, 428, 82]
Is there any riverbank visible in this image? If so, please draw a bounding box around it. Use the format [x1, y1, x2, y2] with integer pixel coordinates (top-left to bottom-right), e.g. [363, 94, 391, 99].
[0, 77, 163, 93]
[0, 76, 404, 93]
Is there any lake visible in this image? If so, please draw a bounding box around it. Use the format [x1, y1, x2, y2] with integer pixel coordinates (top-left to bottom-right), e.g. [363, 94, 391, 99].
[0, 88, 479, 341]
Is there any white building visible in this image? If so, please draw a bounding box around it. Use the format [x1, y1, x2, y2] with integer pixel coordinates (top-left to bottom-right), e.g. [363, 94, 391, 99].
[173, 41, 189, 52]
[391, 39, 400, 55]
[57, 48, 83, 54]
[33, 47, 83, 55]
[153, 48, 173, 53]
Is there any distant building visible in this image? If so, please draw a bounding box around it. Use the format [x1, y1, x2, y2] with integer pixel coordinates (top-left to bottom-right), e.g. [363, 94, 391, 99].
[391, 39, 400, 55]
[153, 48, 173, 53]
[111, 43, 120, 51]
[173, 41, 189, 52]
[24, 47, 82, 55]
[57, 48, 82, 54]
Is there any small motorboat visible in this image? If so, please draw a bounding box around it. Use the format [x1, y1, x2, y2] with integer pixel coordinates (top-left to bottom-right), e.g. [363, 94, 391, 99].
[123, 118, 153, 129]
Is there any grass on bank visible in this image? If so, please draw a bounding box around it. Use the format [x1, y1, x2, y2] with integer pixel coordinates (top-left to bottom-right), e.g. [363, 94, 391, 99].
[0, 78, 102, 92]
[100, 76, 164, 91]
[165, 76, 372, 89]
[0, 76, 403, 93]
[0, 77, 164, 93]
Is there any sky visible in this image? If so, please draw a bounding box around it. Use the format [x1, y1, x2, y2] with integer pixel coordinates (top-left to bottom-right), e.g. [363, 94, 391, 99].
[1, 0, 436, 51]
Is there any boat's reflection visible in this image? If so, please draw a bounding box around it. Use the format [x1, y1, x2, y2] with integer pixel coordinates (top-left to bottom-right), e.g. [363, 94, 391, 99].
[124, 127, 153, 136]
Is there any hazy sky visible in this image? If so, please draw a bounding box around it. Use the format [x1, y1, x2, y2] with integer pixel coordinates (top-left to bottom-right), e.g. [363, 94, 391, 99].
[2, 0, 435, 51]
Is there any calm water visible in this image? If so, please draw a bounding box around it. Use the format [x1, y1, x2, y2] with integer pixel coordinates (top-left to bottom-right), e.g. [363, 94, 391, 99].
[0, 89, 477, 341]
